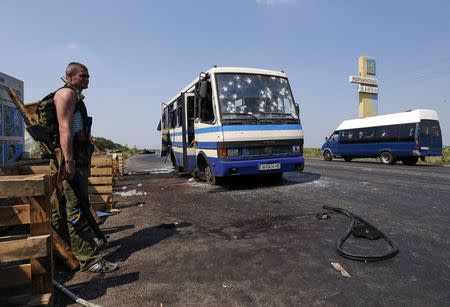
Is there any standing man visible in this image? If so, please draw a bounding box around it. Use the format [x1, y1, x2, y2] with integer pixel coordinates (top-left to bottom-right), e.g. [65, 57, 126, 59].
[52, 62, 118, 273]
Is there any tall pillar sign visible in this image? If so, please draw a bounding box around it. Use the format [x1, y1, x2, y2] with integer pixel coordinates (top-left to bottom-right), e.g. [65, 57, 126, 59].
[349, 56, 378, 118]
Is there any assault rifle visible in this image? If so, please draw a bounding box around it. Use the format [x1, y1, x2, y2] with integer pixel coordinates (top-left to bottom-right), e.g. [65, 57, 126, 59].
[6, 87, 107, 245]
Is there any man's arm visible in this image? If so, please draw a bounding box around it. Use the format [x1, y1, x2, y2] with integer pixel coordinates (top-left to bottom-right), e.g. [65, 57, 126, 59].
[54, 88, 77, 178]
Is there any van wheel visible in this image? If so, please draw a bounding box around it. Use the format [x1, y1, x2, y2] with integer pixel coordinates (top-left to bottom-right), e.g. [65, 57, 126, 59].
[344, 157, 352, 162]
[323, 150, 332, 161]
[380, 151, 395, 165]
[401, 157, 418, 165]
[204, 163, 220, 185]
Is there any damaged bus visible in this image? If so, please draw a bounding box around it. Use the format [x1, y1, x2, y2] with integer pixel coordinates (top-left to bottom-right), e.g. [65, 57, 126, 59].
[159, 67, 304, 184]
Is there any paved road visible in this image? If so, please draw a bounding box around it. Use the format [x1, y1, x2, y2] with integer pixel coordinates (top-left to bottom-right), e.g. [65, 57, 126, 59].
[56, 154, 450, 306]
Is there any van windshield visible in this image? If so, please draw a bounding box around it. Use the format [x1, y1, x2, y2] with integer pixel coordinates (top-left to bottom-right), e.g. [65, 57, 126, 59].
[216, 73, 298, 121]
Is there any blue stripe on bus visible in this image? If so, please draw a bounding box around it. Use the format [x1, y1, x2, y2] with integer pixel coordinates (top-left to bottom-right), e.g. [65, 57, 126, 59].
[168, 124, 302, 137]
[222, 124, 302, 132]
[170, 142, 217, 149]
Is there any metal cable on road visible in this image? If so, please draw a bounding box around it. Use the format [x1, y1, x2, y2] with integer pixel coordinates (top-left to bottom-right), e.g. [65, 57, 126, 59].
[323, 206, 399, 262]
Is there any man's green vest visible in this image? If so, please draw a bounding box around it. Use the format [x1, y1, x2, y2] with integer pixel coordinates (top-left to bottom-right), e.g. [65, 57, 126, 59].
[37, 84, 94, 165]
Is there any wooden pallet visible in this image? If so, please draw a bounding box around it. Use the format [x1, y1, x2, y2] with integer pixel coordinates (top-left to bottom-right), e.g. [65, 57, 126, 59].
[89, 154, 114, 212]
[112, 152, 124, 180]
[0, 173, 54, 306]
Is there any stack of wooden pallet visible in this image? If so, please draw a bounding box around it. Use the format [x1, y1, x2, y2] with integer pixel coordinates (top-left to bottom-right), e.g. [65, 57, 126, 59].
[89, 154, 114, 212]
[0, 170, 54, 306]
[112, 152, 124, 181]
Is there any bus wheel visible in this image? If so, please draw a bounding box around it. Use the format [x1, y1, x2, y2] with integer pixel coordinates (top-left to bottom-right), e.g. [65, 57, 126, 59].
[344, 157, 352, 162]
[323, 150, 332, 161]
[205, 164, 219, 185]
[402, 157, 418, 165]
[380, 151, 395, 165]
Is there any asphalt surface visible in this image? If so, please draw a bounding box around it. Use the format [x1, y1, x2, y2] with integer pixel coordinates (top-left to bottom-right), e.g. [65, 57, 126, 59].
[55, 154, 450, 306]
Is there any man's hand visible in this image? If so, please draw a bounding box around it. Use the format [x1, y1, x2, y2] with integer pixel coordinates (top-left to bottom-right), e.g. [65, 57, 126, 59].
[64, 160, 75, 180]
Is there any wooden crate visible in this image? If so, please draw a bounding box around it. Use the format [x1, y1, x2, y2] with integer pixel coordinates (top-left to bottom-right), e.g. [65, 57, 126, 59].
[89, 154, 114, 212]
[0, 173, 54, 306]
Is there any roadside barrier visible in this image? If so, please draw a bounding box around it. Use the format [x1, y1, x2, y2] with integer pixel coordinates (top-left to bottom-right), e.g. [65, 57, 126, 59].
[0, 165, 54, 306]
[89, 154, 114, 212]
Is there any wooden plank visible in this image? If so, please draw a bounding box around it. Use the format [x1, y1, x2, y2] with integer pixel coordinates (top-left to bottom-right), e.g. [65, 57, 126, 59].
[91, 202, 113, 212]
[27, 293, 52, 306]
[24, 102, 40, 124]
[91, 155, 112, 167]
[0, 235, 51, 262]
[89, 185, 112, 194]
[0, 204, 30, 226]
[0, 264, 32, 288]
[19, 165, 53, 175]
[52, 231, 79, 270]
[27, 196, 52, 236]
[0, 174, 49, 198]
[31, 257, 53, 297]
[88, 177, 113, 185]
[90, 167, 112, 176]
[90, 194, 113, 203]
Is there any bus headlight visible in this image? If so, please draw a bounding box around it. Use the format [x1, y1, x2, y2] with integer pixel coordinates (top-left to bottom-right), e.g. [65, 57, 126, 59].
[227, 148, 240, 157]
[292, 145, 301, 152]
[218, 148, 240, 158]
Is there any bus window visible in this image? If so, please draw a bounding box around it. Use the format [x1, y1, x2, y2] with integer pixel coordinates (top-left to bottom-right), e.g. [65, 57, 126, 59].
[177, 106, 182, 127]
[376, 125, 398, 142]
[398, 123, 416, 142]
[340, 130, 356, 143]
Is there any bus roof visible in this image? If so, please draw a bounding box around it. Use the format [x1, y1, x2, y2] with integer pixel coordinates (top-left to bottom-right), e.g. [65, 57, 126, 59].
[163, 67, 288, 106]
[336, 109, 439, 131]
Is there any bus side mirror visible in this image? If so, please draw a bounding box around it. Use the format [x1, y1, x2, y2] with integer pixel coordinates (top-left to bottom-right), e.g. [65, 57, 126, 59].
[325, 137, 328, 141]
[295, 103, 300, 116]
[199, 81, 209, 99]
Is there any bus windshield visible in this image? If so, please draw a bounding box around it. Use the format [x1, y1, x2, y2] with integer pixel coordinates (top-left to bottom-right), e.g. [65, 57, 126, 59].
[216, 73, 298, 121]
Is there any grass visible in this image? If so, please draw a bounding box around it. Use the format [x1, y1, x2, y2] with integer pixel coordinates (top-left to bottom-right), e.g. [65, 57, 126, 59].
[304, 147, 450, 165]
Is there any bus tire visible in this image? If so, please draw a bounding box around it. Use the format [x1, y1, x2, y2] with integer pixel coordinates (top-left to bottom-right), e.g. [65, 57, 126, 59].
[323, 150, 332, 161]
[344, 157, 352, 162]
[401, 157, 418, 165]
[205, 163, 219, 185]
[380, 151, 395, 165]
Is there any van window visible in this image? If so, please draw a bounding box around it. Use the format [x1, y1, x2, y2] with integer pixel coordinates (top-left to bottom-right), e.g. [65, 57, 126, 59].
[340, 130, 356, 143]
[420, 120, 441, 137]
[376, 125, 398, 142]
[356, 127, 376, 143]
[398, 123, 416, 142]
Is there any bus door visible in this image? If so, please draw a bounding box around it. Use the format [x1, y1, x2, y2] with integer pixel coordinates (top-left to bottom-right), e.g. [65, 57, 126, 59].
[181, 92, 196, 171]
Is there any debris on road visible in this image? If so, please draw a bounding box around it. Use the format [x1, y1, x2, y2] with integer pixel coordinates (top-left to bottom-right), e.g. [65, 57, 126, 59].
[137, 183, 143, 187]
[115, 189, 144, 197]
[331, 262, 351, 278]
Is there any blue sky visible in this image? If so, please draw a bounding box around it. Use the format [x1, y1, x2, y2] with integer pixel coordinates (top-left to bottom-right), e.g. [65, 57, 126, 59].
[2, 0, 449, 148]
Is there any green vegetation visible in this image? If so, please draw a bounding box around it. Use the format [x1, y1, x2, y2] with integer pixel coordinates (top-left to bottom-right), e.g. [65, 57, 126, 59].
[93, 137, 139, 159]
[303, 148, 323, 159]
[303, 147, 450, 165]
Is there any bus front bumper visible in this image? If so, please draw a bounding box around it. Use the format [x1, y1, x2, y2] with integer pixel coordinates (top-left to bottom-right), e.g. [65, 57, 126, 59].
[210, 156, 305, 177]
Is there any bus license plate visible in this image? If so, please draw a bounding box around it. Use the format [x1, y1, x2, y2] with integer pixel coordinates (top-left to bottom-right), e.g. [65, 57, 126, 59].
[259, 163, 281, 171]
